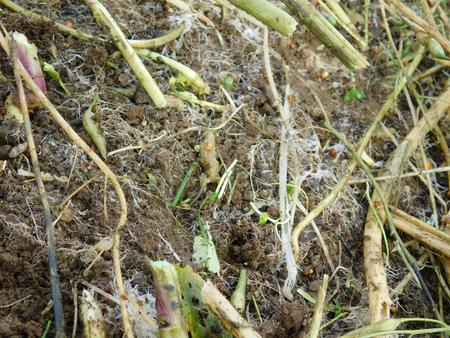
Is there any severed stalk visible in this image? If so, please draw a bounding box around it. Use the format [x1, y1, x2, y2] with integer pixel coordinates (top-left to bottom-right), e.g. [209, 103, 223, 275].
[177, 265, 262, 338]
[230, 269, 247, 313]
[11, 36, 65, 338]
[291, 47, 425, 260]
[84, 0, 166, 108]
[0, 28, 134, 338]
[225, 0, 297, 36]
[147, 260, 188, 338]
[318, 0, 366, 49]
[361, 86, 450, 324]
[202, 281, 262, 338]
[81, 290, 106, 338]
[136, 49, 210, 95]
[282, 0, 369, 70]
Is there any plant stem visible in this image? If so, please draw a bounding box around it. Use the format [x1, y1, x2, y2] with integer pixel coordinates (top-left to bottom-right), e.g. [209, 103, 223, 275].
[225, 0, 297, 36]
[12, 41, 65, 338]
[1, 32, 133, 338]
[307, 274, 329, 338]
[291, 46, 425, 260]
[129, 23, 186, 48]
[84, 0, 166, 108]
[282, 0, 369, 70]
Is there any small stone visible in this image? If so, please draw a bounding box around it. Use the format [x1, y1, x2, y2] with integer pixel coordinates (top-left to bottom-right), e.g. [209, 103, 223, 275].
[118, 73, 132, 87]
[259, 189, 270, 198]
[308, 279, 322, 292]
[261, 102, 275, 115]
[9, 142, 28, 158]
[134, 86, 151, 104]
[0, 145, 11, 160]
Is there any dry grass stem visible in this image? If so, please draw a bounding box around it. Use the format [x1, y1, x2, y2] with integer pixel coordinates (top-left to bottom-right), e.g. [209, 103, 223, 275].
[388, 0, 450, 55]
[291, 47, 425, 260]
[12, 39, 65, 337]
[307, 274, 329, 338]
[391, 208, 450, 258]
[434, 126, 450, 197]
[0, 28, 134, 338]
[363, 86, 450, 324]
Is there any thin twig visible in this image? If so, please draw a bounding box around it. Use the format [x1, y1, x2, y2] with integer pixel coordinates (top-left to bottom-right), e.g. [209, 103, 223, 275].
[11, 39, 65, 337]
[0, 29, 133, 338]
[348, 165, 450, 184]
[0, 295, 32, 308]
[434, 126, 450, 197]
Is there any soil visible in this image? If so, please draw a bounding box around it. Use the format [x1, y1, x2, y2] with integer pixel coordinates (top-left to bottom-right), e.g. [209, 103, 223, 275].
[0, 0, 449, 337]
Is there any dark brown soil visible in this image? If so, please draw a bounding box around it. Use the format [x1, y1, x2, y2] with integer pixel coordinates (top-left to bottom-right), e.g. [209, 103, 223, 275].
[0, 0, 449, 337]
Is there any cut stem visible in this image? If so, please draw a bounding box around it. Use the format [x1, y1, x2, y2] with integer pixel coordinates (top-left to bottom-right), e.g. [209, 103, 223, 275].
[282, 0, 369, 70]
[230, 269, 247, 313]
[225, 0, 297, 36]
[84, 0, 166, 108]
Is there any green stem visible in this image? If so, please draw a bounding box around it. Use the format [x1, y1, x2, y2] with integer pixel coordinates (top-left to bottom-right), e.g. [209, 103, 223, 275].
[171, 162, 198, 207]
[281, 0, 369, 70]
[226, 0, 297, 36]
[84, 0, 166, 108]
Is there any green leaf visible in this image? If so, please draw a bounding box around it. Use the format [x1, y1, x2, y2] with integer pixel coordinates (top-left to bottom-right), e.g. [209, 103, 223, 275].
[192, 234, 220, 274]
[222, 76, 234, 90]
[42, 62, 71, 96]
[331, 299, 343, 317]
[344, 88, 366, 103]
[146, 172, 158, 192]
[258, 212, 270, 225]
[286, 183, 294, 197]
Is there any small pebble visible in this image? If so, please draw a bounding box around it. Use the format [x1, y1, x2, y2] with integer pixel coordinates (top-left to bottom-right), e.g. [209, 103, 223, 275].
[9, 143, 28, 158]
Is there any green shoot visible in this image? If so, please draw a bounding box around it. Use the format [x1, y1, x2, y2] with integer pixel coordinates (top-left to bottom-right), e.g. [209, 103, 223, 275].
[170, 162, 198, 207]
[82, 96, 107, 159]
[343, 88, 366, 103]
[230, 269, 247, 313]
[42, 62, 71, 96]
[40, 321, 52, 338]
[258, 212, 270, 225]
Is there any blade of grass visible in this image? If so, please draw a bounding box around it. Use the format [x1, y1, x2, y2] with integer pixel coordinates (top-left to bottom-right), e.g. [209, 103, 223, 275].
[170, 162, 198, 207]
